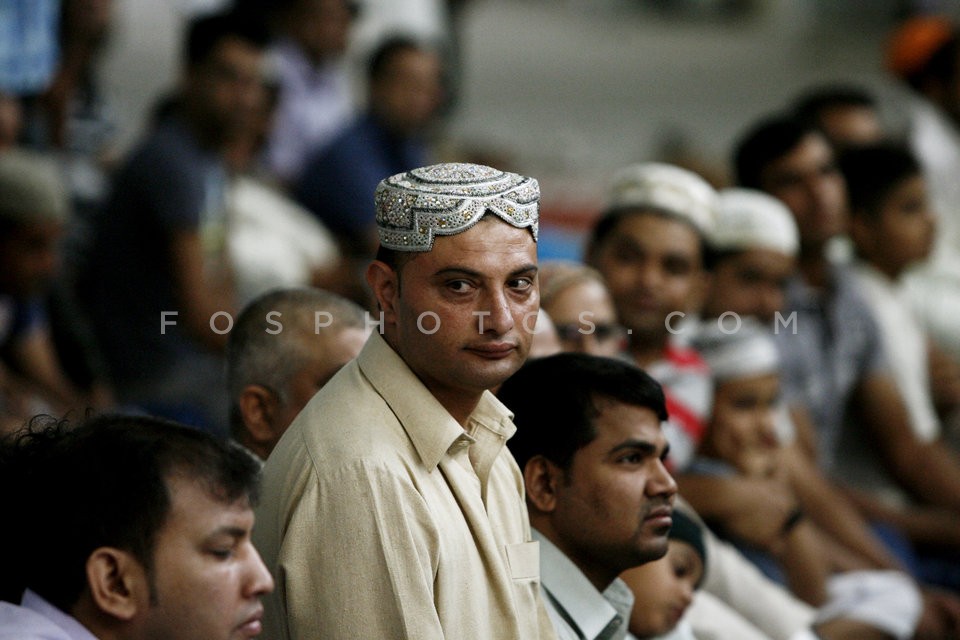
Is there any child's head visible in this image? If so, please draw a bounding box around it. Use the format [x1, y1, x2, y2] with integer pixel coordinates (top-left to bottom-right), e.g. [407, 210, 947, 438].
[586, 163, 717, 350]
[840, 142, 936, 279]
[703, 188, 799, 324]
[692, 321, 783, 476]
[621, 508, 706, 638]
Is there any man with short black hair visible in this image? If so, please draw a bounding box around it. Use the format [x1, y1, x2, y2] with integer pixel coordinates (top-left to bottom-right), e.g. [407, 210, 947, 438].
[499, 352, 676, 640]
[0, 413, 274, 639]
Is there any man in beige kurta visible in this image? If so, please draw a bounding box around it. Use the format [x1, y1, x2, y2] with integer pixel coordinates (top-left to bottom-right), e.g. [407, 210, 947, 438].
[254, 162, 556, 639]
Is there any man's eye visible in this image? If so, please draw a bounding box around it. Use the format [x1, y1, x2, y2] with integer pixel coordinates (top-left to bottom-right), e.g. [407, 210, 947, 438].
[510, 278, 533, 291]
[210, 549, 233, 559]
[447, 280, 472, 293]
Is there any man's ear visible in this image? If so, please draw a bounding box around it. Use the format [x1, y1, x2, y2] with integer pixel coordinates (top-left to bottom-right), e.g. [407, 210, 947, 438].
[86, 548, 147, 622]
[523, 455, 563, 514]
[366, 260, 399, 324]
[238, 385, 282, 446]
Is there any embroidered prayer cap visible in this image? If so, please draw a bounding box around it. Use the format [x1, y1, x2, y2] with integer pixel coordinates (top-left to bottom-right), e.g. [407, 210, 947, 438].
[0, 149, 69, 225]
[710, 188, 799, 257]
[374, 162, 539, 251]
[690, 318, 779, 382]
[604, 162, 717, 236]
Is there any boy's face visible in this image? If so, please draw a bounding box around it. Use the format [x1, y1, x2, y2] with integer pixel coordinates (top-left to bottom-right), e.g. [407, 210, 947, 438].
[621, 539, 703, 639]
[853, 174, 936, 278]
[708, 373, 781, 477]
[590, 212, 706, 345]
[759, 133, 847, 250]
[703, 248, 795, 324]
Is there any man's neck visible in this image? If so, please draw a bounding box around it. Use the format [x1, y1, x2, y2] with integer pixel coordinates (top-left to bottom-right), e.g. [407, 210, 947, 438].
[628, 333, 668, 368]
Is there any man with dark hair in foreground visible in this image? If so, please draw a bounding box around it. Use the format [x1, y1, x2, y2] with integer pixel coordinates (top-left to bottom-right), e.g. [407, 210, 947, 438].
[0, 413, 274, 639]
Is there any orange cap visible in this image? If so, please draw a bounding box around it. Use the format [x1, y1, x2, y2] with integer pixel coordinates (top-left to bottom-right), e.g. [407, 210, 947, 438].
[886, 15, 955, 79]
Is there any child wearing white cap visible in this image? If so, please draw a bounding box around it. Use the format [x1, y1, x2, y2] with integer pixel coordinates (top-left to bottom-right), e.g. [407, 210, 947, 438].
[686, 321, 922, 640]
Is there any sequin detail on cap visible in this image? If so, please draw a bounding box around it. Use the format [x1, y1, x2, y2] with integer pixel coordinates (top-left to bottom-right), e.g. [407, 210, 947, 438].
[375, 162, 540, 251]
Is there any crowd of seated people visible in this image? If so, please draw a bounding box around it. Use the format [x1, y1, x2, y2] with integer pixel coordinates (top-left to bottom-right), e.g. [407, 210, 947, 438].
[4, 2, 960, 639]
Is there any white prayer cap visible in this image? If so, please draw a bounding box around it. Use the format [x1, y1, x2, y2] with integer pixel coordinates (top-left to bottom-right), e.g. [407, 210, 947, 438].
[375, 162, 539, 252]
[710, 188, 799, 257]
[605, 162, 718, 235]
[691, 318, 780, 382]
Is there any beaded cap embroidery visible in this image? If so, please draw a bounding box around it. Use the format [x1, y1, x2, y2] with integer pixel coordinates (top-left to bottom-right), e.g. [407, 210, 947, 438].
[375, 163, 539, 251]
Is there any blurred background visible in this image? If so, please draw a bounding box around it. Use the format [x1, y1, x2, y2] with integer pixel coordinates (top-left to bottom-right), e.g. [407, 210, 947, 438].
[96, 0, 960, 256]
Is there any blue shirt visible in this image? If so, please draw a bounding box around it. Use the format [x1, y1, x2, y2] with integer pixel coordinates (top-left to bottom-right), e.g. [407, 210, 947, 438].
[0, 0, 59, 95]
[295, 113, 428, 243]
[774, 266, 887, 472]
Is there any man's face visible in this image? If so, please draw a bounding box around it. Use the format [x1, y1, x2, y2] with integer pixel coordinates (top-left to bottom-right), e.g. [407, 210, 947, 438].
[590, 212, 705, 343]
[287, 0, 354, 64]
[371, 48, 444, 136]
[274, 326, 369, 430]
[703, 248, 796, 324]
[142, 476, 274, 640]
[759, 133, 847, 249]
[380, 216, 539, 401]
[0, 221, 63, 297]
[550, 398, 676, 582]
[187, 37, 265, 144]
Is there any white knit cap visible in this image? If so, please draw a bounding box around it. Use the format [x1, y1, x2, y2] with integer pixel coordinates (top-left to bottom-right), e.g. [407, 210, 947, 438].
[605, 162, 717, 235]
[710, 188, 799, 256]
[691, 318, 780, 381]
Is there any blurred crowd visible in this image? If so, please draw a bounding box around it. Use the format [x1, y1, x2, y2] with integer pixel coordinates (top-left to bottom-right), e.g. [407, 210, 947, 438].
[3, 1, 960, 639]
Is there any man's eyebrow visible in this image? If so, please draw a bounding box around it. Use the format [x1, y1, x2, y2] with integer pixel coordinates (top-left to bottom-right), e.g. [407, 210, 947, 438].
[608, 439, 658, 456]
[432, 264, 539, 278]
[205, 525, 248, 541]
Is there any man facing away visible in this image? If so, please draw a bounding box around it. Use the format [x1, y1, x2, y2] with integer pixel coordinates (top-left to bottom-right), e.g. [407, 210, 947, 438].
[254, 162, 555, 639]
[0, 413, 274, 639]
[499, 352, 677, 640]
[226, 286, 369, 460]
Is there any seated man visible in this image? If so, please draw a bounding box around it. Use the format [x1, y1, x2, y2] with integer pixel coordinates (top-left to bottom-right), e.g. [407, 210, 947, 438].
[226, 286, 369, 460]
[0, 413, 274, 638]
[499, 352, 677, 640]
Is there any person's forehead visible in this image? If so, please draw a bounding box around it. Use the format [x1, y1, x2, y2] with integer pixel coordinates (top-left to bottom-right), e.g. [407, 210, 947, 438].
[608, 212, 702, 253]
[767, 133, 833, 175]
[412, 217, 537, 265]
[163, 474, 253, 529]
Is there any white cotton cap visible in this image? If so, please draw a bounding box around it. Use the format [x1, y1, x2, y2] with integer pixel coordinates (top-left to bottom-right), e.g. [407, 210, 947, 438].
[605, 162, 718, 236]
[691, 318, 780, 382]
[710, 188, 799, 257]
